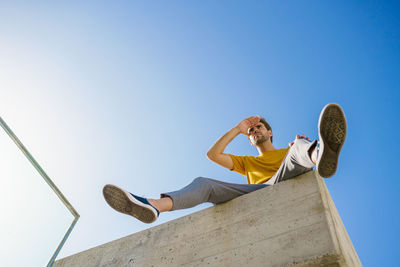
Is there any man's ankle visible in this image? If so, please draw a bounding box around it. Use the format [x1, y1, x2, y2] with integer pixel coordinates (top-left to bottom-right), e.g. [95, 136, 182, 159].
[148, 197, 173, 212]
[308, 142, 318, 165]
[311, 148, 317, 164]
[147, 199, 159, 211]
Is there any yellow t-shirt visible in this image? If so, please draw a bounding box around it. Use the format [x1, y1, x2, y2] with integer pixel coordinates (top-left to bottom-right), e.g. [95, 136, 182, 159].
[228, 148, 290, 184]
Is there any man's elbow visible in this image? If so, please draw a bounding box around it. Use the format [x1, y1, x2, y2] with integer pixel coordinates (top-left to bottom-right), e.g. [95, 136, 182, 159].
[206, 151, 215, 161]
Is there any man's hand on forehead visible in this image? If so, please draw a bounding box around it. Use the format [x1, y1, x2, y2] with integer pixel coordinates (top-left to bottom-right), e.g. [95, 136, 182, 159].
[235, 115, 261, 136]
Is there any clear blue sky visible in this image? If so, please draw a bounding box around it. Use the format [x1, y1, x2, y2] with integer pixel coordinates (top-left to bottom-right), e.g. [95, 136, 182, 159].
[1, 1, 399, 266]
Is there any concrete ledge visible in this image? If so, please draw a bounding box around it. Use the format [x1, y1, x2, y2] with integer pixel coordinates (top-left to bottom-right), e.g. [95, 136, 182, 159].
[55, 171, 361, 267]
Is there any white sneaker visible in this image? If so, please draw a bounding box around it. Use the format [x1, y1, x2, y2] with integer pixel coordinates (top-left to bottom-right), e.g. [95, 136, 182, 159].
[316, 103, 347, 178]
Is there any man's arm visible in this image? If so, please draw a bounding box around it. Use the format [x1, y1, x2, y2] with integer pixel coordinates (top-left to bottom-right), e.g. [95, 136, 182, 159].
[206, 116, 260, 170]
[206, 127, 240, 170]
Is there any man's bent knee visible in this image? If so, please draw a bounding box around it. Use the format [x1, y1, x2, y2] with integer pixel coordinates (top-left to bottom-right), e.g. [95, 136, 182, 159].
[192, 176, 210, 184]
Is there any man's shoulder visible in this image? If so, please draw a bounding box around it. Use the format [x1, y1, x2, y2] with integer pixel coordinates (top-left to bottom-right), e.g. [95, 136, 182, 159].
[229, 154, 254, 160]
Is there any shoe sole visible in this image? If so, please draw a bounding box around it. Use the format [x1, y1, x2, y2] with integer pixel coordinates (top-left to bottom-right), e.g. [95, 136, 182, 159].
[317, 103, 347, 178]
[103, 184, 157, 223]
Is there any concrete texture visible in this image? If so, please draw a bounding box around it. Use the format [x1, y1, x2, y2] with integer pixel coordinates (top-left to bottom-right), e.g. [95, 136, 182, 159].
[54, 171, 361, 267]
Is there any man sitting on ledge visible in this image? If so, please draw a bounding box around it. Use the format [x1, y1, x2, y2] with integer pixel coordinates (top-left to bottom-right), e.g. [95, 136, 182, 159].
[103, 103, 347, 224]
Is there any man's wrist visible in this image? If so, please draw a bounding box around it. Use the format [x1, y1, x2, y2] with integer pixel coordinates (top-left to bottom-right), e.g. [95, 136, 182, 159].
[232, 125, 243, 135]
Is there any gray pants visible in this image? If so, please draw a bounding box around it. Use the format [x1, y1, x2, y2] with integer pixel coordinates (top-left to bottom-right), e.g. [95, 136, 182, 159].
[161, 138, 317, 211]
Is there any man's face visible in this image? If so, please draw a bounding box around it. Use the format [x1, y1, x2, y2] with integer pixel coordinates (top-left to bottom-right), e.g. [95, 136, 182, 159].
[247, 122, 272, 146]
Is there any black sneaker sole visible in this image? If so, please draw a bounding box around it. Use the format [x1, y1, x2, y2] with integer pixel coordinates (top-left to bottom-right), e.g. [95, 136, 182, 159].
[103, 184, 157, 223]
[317, 103, 347, 178]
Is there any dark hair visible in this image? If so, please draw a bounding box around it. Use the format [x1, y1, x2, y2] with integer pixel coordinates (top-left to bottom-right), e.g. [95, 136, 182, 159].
[259, 117, 273, 143]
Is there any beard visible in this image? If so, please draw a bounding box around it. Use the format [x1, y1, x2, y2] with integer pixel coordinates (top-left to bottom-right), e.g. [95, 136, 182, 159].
[251, 134, 269, 145]
[255, 135, 268, 145]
